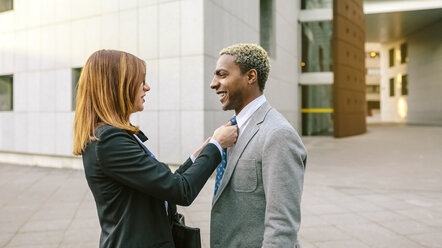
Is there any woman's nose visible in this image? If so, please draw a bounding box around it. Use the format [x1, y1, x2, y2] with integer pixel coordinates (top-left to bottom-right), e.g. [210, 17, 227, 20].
[144, 82, 151, 91]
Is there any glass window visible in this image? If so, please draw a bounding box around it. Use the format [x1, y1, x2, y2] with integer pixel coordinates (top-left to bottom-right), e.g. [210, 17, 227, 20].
[401, 74, 408, 96]
[301, 0, 332, 10]
[0, 0, 13, 13]
[72, 68, 82, 111]
[367, 100, 380, 116]
[301, 85, 333, 136]
[389, 78, 395, 97]
[301, 21, 333, 72]
[400, 43, 408, 64]
[260, 0, 275, 58]
[367, 101, 380, 110]
[0, 75, 13, 111]
[389, 48, 395, 67]
[367, 85, 380, 94]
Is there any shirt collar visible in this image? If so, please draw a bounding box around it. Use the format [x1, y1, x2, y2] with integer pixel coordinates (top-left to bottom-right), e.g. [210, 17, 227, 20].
[235, 95, 266, 130]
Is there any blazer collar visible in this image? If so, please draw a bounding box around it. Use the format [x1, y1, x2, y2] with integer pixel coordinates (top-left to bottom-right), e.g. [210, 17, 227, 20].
[212, 102, 272, 205]
[136, 130, 149, 142]
[95, 124, 149, 142]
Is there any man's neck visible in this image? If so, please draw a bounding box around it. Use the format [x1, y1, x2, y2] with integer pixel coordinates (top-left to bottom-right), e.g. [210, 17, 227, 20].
[235, 93, 263, 115]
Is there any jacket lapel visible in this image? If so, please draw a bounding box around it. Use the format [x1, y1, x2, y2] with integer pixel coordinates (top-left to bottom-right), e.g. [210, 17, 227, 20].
[136, 130, 149, 142]
[212, 102, 272, 205]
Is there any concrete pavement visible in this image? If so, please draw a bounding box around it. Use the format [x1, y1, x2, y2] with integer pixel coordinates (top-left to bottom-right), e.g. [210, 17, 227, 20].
[0, 124, 441, 247]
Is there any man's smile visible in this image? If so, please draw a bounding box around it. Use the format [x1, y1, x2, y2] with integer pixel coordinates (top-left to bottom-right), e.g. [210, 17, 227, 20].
[217, 91, 227, 101]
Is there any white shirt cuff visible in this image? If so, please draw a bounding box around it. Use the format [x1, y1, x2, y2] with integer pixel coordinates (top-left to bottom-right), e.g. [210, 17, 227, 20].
[209, 138, 223, 156]
[190, 139, 223, 163]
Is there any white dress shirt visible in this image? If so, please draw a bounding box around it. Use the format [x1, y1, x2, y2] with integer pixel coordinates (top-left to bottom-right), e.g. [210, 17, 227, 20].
[235, 95, 267, 138]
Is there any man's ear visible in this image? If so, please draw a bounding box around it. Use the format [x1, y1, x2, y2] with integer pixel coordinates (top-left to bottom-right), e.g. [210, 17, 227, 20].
[246, 69, 258, 85]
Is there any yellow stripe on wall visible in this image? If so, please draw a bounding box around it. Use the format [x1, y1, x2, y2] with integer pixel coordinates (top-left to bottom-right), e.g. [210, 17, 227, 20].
[301, 108, 334, 113]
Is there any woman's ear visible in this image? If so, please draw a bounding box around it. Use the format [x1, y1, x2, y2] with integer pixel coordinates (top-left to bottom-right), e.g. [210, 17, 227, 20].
[247, 69, 258, 85]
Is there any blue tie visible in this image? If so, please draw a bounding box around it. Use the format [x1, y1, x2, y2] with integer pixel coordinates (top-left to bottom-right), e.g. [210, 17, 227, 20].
[214, 116, 237, 196]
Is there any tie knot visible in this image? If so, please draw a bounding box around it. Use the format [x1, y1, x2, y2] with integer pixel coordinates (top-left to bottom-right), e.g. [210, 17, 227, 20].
[230, 116, 237, 125]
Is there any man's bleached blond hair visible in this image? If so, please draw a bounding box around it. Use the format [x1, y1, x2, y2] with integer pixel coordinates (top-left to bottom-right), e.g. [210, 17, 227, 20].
[220, 43, 270, 91]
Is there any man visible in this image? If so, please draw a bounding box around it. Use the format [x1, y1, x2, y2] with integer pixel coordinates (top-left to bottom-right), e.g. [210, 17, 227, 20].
[210, 43, 307, 248]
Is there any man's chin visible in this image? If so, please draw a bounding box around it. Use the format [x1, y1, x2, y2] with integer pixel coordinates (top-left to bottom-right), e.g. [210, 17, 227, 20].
[222, 104, 231, 111]
[221, 101, 238, 111]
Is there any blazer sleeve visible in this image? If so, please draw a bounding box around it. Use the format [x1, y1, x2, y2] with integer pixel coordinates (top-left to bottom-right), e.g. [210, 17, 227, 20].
[95, 126, 221, 206]
[175, 158, 193, 174]
[261, 127, 307, 247]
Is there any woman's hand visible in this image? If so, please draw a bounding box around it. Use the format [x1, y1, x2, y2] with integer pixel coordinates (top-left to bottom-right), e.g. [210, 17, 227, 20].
[192, 137, 211, 158]
[212, 121, 238, 148]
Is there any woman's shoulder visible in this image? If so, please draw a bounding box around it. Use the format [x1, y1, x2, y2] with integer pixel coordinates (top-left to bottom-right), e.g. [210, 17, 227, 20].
[93, 125, 138, 155]
[95, 124, 130, 140]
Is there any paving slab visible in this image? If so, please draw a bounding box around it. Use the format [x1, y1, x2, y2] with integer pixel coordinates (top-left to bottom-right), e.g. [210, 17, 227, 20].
[0, 124, 441, 247]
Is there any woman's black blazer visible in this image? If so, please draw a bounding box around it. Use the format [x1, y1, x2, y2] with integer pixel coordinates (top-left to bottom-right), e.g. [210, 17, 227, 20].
[82, 124, 221, 248]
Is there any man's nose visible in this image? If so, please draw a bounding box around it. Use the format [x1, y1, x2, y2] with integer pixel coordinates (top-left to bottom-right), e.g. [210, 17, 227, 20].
[210, 78, 218, 89]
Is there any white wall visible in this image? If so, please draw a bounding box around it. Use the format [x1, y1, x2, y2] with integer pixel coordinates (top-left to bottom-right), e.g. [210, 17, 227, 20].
[0, 0, 206, 166]
[380, 40, 408, 123]
[379, 18, 442, 125]
[406, 18, 442, 125]
[202, 0, 300, 139]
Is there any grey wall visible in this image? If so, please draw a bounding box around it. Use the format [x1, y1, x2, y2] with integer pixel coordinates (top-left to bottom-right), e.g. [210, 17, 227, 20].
[407, 18, 442, 125]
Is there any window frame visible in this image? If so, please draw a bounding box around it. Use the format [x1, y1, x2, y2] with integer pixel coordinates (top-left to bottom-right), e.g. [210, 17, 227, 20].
[401, 74, 408, 96]
[301, 20, 333, 73]
[389, 48, 395, 67]
[0, 74, 13, 111]
[400, 43, 408, 64]
[0, 0, 13, 13]
[260, 0, 276, 58]
[389, 77, 395, 97]
[71, 67, 82, 111]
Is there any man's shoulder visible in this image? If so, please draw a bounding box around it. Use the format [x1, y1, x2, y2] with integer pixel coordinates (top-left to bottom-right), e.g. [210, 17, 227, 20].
[262, 108, 296, 132]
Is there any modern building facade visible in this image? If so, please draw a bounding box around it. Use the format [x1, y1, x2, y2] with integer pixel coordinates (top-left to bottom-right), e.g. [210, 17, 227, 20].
[365, 42, 381, 123]
[0, 0, 441, 167]
[365, 0, 442, 125]
[0, 0, 299, 167]
[299, 0, 367, 138]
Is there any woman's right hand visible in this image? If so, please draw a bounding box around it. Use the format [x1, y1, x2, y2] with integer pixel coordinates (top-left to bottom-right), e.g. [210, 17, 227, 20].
[212, 121, 238, 148]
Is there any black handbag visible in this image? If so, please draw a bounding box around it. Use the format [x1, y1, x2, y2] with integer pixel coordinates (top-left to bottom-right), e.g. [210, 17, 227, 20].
[171, 212, 202, 248]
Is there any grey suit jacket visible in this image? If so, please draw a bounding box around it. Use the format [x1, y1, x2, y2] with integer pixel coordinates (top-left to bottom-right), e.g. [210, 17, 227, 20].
[210, 102, 307, 248]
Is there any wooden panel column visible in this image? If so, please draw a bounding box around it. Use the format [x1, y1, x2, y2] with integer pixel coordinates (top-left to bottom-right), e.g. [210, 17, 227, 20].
[332, 0, 366, 137]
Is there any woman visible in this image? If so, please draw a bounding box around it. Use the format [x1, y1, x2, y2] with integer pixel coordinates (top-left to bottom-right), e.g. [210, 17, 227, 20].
[73, 50, 237, 247]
